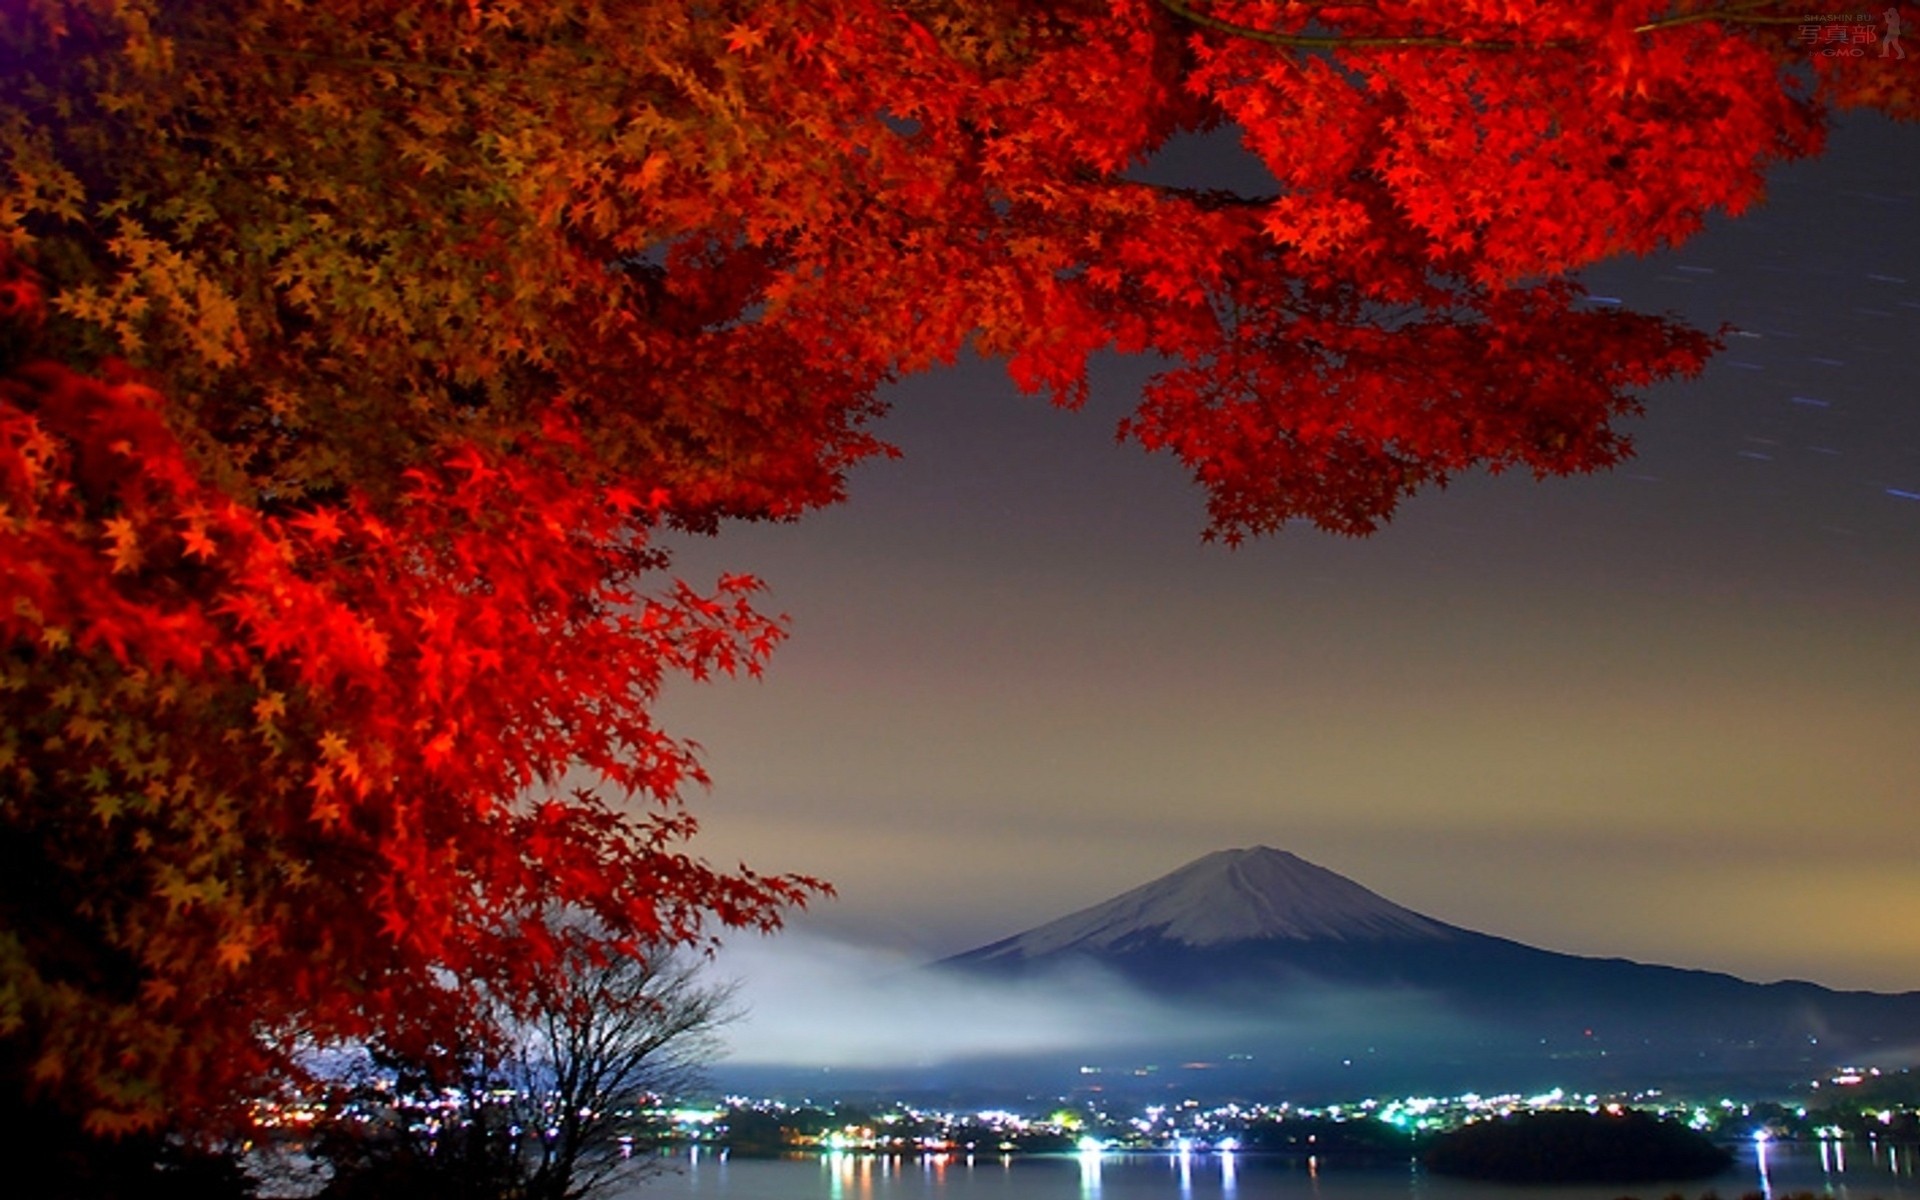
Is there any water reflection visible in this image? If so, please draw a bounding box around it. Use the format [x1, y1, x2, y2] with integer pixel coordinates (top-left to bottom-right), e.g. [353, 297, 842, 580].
[823, 1149, 888, 1200]
[1075, 1145, 1100, 1197]
[646, 1143, 1920, 1199]
[1875, 1138, 1919, 1177]
[1071, 1145, 1253, 1198]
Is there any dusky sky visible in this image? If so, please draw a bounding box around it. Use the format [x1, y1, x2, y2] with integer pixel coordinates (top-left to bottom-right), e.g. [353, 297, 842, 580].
[661, 112, 1920, 995]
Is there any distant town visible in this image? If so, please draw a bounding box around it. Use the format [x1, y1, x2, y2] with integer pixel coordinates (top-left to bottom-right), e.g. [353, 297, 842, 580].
[253, 1064, 1920, 1161]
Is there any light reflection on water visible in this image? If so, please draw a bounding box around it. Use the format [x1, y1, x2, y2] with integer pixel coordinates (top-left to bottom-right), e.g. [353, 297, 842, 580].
[646, 1143, 1920, 1199]
[1078, 1146, 1100, 1197]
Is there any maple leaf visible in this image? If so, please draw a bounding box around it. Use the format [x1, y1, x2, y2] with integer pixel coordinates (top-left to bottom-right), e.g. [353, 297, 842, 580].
[291, 507, 345, 547]
[179, 521, 218, 561]
[423, 729, 458, 765]
[157, 871, 202, 914]
[252, 691, 286, 727]
[723, 22, 767, 56]
[65, 714, 108, 746]
[101, 516, 142, 573]
[215, 932, 254, 971]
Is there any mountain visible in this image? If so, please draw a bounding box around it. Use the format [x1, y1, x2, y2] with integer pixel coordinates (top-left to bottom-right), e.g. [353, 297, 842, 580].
[937, 846, 1920, 1091]
[951, 847, 1455, 955]
[952, 840, 1459, 956]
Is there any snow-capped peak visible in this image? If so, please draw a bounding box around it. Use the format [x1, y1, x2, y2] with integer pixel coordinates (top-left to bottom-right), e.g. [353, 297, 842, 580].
[973, 846, 1453, 959]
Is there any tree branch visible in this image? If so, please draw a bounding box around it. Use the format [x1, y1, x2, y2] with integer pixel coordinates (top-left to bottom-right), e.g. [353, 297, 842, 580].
[1155, 0, 1820, 51]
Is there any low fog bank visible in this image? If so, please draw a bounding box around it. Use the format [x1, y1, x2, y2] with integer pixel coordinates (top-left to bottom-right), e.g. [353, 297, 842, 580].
[691, 933, 1920, 1102]
[702, 931, 1509, 1098]
[709, 930, 1241, 1068]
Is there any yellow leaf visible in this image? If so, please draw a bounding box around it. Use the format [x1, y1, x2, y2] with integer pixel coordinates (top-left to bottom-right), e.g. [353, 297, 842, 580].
[157, 871, 200, 913]
[253, 691, 287, 727]
[65, 715, 108, 746]
[102, 516, 142, 573]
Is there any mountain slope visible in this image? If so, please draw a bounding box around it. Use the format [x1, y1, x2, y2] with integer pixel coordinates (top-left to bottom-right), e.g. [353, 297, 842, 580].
[937, 846, 1920, 1079]
[951, 846, 1456, 959]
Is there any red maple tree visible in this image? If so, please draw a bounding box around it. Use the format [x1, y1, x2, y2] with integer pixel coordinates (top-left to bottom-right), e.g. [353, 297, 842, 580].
[1, 0, 1911, 1136]
[1, 255, 814, 1138]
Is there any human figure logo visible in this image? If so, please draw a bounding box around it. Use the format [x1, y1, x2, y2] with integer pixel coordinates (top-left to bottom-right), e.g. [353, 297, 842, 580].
[1885, 6, 1906, 57]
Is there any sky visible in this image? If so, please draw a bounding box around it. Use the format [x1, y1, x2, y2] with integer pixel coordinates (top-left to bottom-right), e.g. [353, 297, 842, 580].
[659, 112, 1920, 1003]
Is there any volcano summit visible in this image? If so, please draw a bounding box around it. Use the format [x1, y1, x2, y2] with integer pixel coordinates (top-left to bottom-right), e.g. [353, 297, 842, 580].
[950, 846, 1455, 957]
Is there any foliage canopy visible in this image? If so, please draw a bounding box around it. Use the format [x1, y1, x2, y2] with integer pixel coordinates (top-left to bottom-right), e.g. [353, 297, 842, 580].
[1, 0, 1911, 1135]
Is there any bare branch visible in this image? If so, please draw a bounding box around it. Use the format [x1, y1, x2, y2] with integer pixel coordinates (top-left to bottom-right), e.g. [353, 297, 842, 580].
[1155, 0, 1820, 51]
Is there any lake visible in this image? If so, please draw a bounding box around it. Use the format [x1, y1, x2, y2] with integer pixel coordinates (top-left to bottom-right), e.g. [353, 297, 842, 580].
[626, 1141, 1919, 1199]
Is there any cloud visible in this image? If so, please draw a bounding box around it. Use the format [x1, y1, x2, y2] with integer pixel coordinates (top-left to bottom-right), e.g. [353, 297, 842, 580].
[708, 931, 1234, 1068]
[703, 931, 1493, 1082]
